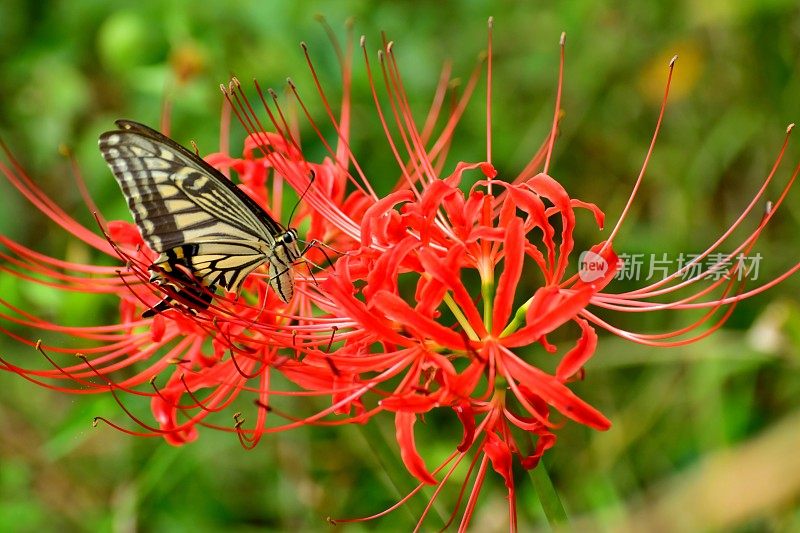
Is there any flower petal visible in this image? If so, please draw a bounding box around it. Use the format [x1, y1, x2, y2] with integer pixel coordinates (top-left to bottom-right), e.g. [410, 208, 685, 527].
[395, 411, 437, 485]
[484, 432, 514, 491]
[492, 216, 525, 333]
[454, 401, 476, 452]
[371, 290, 464, 350]
[501, 285, 594, 347]
[360, 190, 414, 247]
[556, 318, 597, 381]
[572, 240, 619, 292]
[526, 173, 576, 281]
[501, 349, 610, 430]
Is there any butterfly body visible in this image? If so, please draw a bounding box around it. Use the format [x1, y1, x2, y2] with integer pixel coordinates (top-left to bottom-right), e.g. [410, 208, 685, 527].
[98, 120, 300, 315]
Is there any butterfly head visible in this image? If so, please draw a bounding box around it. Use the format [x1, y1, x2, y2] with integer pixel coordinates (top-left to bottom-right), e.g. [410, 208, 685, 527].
[283, 227, 298, 243]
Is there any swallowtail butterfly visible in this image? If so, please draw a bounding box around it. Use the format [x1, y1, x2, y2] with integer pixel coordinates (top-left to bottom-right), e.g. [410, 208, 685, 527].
[99, 120, 301, 316]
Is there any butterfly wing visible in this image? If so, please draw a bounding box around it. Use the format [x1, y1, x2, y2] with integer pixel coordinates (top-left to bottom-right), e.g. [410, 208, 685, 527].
[98, 120, 286, 296]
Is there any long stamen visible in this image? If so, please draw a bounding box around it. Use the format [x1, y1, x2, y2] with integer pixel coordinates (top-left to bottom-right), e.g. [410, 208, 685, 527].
[382, 41, 439, 186]
[486, 17, 494, 172]
[604, 54, 677, 248]
[360, 37, 421, 197]
[543, 32, 566, 174]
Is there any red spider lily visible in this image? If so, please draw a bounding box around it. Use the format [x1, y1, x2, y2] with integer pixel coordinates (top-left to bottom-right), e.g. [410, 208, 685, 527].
[2, 18, 799, 531]
[214, 24, 799, 530]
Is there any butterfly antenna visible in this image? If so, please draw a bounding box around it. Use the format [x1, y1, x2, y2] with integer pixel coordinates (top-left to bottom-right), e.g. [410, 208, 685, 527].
[287, 169, 316, 227]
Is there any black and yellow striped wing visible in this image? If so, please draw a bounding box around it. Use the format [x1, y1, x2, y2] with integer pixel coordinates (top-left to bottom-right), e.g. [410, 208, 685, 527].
[98, 120, 300, 309]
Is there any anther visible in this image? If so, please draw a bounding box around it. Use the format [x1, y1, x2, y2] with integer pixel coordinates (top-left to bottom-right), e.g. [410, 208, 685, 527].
[325, 325, 339, 353]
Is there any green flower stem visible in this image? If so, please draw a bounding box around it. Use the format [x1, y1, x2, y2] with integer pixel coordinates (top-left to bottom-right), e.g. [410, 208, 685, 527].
[481, 275, 494, 334]
[528, 462, 569, 528]
[443, 293, 479, 341]
[356, 420, 447, 527]
[499, 296, 533, 337]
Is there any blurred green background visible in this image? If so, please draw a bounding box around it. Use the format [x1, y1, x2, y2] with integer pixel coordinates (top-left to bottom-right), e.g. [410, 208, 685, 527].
[1, 0, 800, 531]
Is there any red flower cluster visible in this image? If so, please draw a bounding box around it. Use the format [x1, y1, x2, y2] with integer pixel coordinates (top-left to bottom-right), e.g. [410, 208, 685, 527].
[1, 22, 797, 530]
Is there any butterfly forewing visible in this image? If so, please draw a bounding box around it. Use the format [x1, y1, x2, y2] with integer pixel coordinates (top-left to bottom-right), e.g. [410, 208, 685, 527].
[98, 120, 300, 308]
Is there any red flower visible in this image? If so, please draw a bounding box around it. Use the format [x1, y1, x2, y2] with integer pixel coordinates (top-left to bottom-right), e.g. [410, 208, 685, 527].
[1, 20, 798, 531]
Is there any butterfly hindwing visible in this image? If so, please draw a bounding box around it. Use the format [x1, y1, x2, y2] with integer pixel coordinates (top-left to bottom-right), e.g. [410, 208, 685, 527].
[98, 120, 301, 309]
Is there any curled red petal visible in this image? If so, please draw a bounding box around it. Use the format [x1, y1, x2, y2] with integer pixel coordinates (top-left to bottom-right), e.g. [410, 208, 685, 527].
[572, 240, 619, 292]
[492, 216, 525, 333]
[380, 393, 439, 413]
[364, 236, 420, 300]
[526, 173, 576, 281]
[371, 290, 464, 350]
[395, 411, 437, 485]
[418, 179, 457, 218]
[151, 314, 166, 343]
[484, 432, 514, 492]
[508, 186, 555, 277]
[501, 348, 611, 430]
[322, 262, 411, 347]
[502, 285, 594, 347]
[107, 220, 143, 247]
[448, 359, 486, 398]
[479, 162, 498, 178]
[414, 275, 447, 316]
[454, 401, 476, 452]
[519, 433, 557, 470]
[555, 318, 597, 381]
[151, 359, 245, 445]
[280, 359, 336, 391]
[360, 190, 414, 247]
[568, 199, 605, 229]
[416, 246, 486, 337]
[445, 161, 486, 188]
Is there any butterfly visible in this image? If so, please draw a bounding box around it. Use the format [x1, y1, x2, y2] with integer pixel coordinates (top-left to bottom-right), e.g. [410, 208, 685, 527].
[98, 120, 302, 317]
